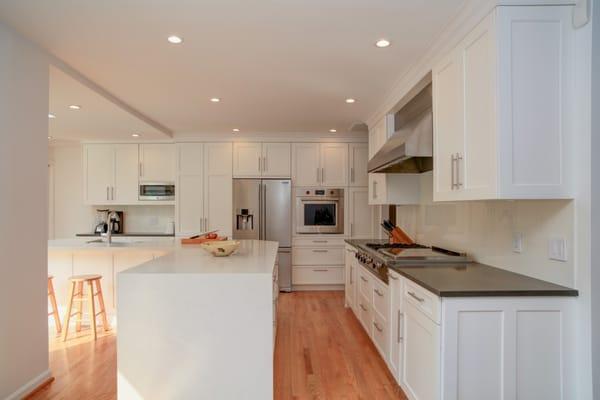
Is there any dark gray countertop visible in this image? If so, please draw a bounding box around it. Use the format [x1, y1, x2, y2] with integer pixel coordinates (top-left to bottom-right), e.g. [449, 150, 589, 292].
[345, 239, 578, 297]
[76, 232, 175, 237]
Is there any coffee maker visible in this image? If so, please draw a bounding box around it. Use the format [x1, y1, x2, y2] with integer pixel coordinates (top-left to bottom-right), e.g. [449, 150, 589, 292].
[94, 209, 124, 234]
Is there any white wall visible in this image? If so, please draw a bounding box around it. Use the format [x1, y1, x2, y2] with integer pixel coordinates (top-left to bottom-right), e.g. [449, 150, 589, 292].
[396, 172, 575, 287]
[0, 22, 51, 399]
[49, 144, 175, 237]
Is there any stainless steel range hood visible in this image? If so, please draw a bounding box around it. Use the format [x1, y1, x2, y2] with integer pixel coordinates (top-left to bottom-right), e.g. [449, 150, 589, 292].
[368, 83, 433, 173]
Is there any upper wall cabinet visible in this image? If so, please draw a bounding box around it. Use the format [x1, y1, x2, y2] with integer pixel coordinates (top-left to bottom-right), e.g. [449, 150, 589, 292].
[83, 144, 139, 205]
[139, 144, 176, 183]
[233, 142, 291, 178]
[292, 143, 348, 187]
[368, 115, 391, 160]
[433, 6, 575, 201]
[349, 143, 369, 187]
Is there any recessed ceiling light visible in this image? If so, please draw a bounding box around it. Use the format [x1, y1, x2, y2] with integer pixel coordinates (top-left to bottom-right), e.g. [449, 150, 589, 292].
[68, 104, 81, 110]
[210, 98, 221, 103]
[167, 35, 183, 44]
[375, 39, 391, 48]
[345, 98, 356, 104]
[47, 136, 53, 140]
[329, 129, 337, 133]
[48, 113, 56, 119]
[132, 133, 140, 138]
[232, 128, 240, 132]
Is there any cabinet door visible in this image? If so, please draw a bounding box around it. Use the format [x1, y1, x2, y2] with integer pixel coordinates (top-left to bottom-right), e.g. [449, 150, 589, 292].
[204, 143, 233, 237]
[349, 143, 369, 186]
[292, 143, 320, 186]
[402, 302, 440, 400]
[388, 272, 404, 383]
[114, 144, 139, 204]
[344, 246, 356, 309]
[368, 173, 387, 205]
[139, 144, 176, 183]
[176, 143, 204, 236]
[262, 142, 291, 178]
[348, 187, 373, 238]
[320, 143, 348, 186]
[368, 116, 389, 160]
[433, 50, 465, 201]
[461, 12, 497, 199]
[233, 142, 262, 177]
[84, 144, 114, 205]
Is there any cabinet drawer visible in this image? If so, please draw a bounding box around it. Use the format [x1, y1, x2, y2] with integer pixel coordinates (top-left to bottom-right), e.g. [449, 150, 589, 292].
[404, 280, 441, 324]
[357, 267, 372, 299]
[293, 237, 346, 247]
[372, 310, 388, 359]
[372, 279, 389, 320]
[293, 247, 344, 265]
[357, 294, 372, 335]
[292, 266, 344, 285]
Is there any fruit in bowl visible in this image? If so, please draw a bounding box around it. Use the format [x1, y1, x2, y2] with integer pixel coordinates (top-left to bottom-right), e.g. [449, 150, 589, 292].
[200, 240, 240, 257]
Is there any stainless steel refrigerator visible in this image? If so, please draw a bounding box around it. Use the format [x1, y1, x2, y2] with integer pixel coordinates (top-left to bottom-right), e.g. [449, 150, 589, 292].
[233, 179, 292, 292]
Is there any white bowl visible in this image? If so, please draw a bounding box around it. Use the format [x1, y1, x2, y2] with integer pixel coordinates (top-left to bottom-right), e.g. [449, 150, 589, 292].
[200, 240, 240, 257]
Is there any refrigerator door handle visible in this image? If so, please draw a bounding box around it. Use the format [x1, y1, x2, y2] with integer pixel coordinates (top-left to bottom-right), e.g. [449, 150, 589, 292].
[262, 183, 267, 240]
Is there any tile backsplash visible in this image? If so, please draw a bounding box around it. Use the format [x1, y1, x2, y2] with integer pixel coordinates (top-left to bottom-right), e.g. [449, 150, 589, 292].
[104, 205, 175, 234]
[395, 172, 575, 287]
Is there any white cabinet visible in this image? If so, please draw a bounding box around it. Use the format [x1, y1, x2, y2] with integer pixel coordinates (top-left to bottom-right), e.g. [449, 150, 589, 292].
[176, 143, 232, 237]
[320, 143, 348, 186]
[433, 6, 575, 201]
[368, 115, 392, 160]
[349, 143, 369, 186]
[233, 142, 291, 178]
[368, 173, 420, 205]
[402, 301, 441, 400]
[344, 245, 357, 311]
[348, 187, 374, 238]
[139, 144, 176, 183]
[388, 270, 404, 384]
[262, 143, 291, 178]
[292, 143, 348, 186]
[83, 144, 139, 205]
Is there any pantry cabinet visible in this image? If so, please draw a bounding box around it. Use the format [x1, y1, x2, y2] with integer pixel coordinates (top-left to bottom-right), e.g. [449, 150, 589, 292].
[348, 143, 369, 186]
[233, 142, 291, 178]
[292, 143, 348, 186]
[176, 142, 232, 237]
[139, 143, 176, 183]
[433, 6, 575, 201]
[83, 144, 139, 205]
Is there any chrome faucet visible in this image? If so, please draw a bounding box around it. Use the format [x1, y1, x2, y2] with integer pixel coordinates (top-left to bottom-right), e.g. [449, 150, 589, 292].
[101, 210, 118, 245]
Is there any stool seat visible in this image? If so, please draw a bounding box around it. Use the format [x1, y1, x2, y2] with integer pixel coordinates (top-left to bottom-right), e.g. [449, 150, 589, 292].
[69, 274, 102, 282]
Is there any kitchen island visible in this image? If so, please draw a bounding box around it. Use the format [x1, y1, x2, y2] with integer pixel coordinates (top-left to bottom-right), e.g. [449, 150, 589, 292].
[117, 239, 279, 400]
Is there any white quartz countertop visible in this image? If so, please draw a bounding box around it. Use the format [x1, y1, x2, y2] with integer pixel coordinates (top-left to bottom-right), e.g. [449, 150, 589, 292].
[48, 237, 178, 251]
[121, 240, 279, 275]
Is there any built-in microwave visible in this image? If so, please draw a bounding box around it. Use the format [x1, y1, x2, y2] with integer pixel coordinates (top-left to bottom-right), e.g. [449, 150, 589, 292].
[139, 182, 175, 201]
[295, 188, 344, 234]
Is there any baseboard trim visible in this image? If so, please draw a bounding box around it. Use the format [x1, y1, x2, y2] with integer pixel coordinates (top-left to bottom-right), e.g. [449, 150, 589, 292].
[5, 370, 53, 400]
[292, 284, 344, 291]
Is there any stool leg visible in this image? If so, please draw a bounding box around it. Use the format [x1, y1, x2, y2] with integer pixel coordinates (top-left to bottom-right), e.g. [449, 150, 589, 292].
[87, 281, 97, 340]
[62, 281, 76, 342]
[75, 281, 84, 332]
[48, 278, 62, 334]
[95, 279, 111, 331]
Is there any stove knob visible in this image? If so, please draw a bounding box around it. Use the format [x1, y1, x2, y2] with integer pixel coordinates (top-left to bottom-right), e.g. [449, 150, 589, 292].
[374, 262, 383, 269]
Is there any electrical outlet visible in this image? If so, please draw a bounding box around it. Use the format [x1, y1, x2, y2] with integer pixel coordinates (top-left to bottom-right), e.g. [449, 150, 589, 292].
[548, 237, 568, 262]
[512, 232, 523, 253]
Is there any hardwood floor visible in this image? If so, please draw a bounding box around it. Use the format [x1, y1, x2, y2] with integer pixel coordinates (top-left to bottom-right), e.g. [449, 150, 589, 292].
[31, 291, 407, 400]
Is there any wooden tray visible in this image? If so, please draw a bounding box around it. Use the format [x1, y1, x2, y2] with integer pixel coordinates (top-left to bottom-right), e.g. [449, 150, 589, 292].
[180, 236, 228, 245]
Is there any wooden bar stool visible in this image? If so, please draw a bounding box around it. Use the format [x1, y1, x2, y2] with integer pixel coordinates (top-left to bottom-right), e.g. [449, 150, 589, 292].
[62, 274, 110, 341]
[47, 276, 61, 335]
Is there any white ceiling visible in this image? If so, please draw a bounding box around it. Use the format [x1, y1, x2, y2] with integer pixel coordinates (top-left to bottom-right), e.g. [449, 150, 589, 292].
[49, 65, 168, 141]
[1, 0, 466, 136]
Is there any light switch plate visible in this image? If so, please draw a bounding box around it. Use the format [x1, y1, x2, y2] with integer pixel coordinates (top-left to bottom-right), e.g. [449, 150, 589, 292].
[512, 232, 523, 253]
[548, 237, 568, 262]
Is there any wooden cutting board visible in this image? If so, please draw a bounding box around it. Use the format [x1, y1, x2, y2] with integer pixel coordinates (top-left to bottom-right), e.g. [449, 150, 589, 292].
[180, 236, 228, 245]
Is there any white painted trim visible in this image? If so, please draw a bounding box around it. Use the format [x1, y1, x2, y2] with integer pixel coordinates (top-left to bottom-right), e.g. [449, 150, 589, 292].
[5, 369, 52, 400]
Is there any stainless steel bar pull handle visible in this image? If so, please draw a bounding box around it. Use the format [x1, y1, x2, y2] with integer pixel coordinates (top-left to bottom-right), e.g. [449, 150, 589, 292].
[398, 311, 403, 342]
[350, 266, 353, 284]
[359, 303, 367, 311]
[313, 269, 328, 272]
[408, 291, 425, 302]
[373, 322, 383, 332]
[374, 288, 384, 297]
[360, 276, 368, 282]
[312, 249, 328, 253]
[451, 154, 456, 189]
[106, 187, 109, 200]
[456, 153, 463, 188]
